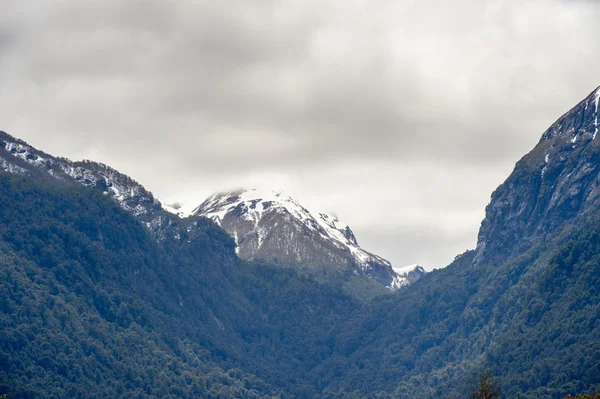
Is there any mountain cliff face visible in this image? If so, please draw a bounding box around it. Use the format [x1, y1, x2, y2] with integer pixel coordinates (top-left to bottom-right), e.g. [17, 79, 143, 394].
[192, 188, 424, 289]
[307, 85, 600, 399]
[475, 86, 600, 266]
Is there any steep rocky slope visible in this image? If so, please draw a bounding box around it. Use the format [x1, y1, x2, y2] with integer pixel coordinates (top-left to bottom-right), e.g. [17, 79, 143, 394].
[474, 86, 600, 266]
[193, 188, 424, 289]
[308, 85, 600, 399]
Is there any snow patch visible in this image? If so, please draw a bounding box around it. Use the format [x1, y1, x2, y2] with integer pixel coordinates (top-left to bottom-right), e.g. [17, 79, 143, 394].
[0, 158, 28, 174]
[542, 153, 550, 177]
[163, 201, 196, 218]
[594, 87, 600, 140]
[393, 264, 420, 274]
[195, 188, 393, 271]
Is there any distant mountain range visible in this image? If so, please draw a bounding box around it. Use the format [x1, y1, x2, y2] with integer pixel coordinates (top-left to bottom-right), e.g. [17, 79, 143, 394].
[0, 132, 424, 291]
[1, 85, 600, 398]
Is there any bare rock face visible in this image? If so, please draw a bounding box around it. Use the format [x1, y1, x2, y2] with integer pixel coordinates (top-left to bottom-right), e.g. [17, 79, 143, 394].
[193, 188, 424, 289]
[474, 86, 600, 266]
[393, 264, 427, 285]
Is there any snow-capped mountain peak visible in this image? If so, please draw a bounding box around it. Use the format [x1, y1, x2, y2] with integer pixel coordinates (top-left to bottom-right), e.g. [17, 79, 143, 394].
[1, 131, 426, 290]
[196, 188, 295, 226]
[540, 86, 600, 145]
[391, 264, 427, 288]
[163, 201, 197, 218]
[191, 188, 424, 289]
[196, 188, 382, 263]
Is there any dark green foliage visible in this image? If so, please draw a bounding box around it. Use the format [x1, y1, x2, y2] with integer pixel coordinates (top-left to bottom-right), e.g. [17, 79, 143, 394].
[2, 165, 600, 398]
[0, 172, 357, 398]
[483, 221, 600, 399]
[469, 371, 501, 399]
[0, 173, 266, 398]
[307, 220, 600, 398]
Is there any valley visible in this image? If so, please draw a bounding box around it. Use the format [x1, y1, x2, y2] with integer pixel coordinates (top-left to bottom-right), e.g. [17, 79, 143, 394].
[1, 86, 600, 398]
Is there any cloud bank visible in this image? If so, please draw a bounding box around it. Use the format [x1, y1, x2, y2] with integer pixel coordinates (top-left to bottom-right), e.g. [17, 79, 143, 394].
[1, 0, 599, 269]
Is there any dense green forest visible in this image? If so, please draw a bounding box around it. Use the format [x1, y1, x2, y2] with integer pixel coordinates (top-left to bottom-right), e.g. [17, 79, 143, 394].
[0, 173, 359, 398]
[1, 163, 600, 398]
[307, 219, 600, 398]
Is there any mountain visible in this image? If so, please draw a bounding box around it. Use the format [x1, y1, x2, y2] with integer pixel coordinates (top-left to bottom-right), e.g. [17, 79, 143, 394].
[2, 85, 600, 399]
[307, 85, 600, 398]
[0, 133, 423, 292]
[474, 86, 600, 266]
[393, 264, 428, 285]
[0, 132, 211, 240]
[0, 133, 364, 398]
[0, 132, 161, 220]
[0, 132, 195, 246]
[190, 188, 424, 289]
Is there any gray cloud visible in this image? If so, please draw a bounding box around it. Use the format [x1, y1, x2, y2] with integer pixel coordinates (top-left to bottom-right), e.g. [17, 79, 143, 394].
[1, 0, 599, 269]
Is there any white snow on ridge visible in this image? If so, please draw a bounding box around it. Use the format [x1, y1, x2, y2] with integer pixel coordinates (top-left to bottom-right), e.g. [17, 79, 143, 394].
[594, 87, 600, 140]
[163, 201, 196, 218]
[1, 135, 158, 218]
[390, 264, 425, 289]
[60, 162, 158, 217]
[0, 157, 28, 174]
[393, 264, 422, 275]
[195, 188, 392, 269]
[2, 141, 54, 169]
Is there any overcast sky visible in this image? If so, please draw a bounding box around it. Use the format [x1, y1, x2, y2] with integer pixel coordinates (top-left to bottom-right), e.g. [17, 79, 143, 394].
[1, 0, 599, 270]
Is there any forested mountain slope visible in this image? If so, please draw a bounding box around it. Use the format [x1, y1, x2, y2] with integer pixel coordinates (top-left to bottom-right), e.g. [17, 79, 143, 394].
[306, 87, 600, 398]
[0, 131, 396, 297]
[311, 222, 600, 398]
[0, 173, 360, 398]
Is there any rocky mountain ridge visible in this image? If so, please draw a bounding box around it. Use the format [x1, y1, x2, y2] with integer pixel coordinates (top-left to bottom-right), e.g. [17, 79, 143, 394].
[191, 188, 424, 289]
[0, 132, 160, 219]
[3, 85, 600, 398]
[0, 132, 423, 290]
[0, 131, 232, 250]
[474, 86, 600, 266]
